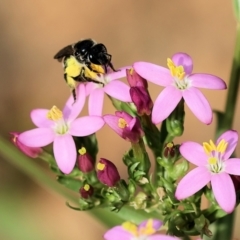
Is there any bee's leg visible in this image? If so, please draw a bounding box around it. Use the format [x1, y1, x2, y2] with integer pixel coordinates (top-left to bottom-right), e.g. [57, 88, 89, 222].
[108, 61, 118, 72]
[78, 67, 104, 86]
[72, 88, 77, 103]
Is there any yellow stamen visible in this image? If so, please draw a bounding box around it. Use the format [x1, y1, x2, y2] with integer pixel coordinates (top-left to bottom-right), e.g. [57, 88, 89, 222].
[203, 139, 228, 155]
[118, 118, 128, 128]
[122, 222, 138, 236]
[129, 68, 134, 75]
[167, 58, 185, 80]
[216, 139, 228, 153]
[208, 157, 217, 165]
[78, 147, 87, 155]
[97, 162, 105, 171]
[166, 142, 174, 148]
[47, 106, 63, 121]
[139, 219, 156, 235]
[83, 184, 90, 191]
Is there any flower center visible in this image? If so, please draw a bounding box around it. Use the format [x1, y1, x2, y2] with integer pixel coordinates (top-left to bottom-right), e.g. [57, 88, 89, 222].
[203, 139, 228, 173]
[47, 106, 69, 135]
[118, 118, 128, 128]
[122, 219, 157, 239]
[167, 58, 189, 90]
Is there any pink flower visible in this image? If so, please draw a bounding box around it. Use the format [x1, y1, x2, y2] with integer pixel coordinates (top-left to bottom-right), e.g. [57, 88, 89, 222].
[175, 130, 240, 213]
[103, 111, 144, 143]
[133, 53, 226, 124]
[86, 67, 132, 116]
[18, 85, 104, 174]
[10, 132, 42, 158]
[104, 219, 179, 240]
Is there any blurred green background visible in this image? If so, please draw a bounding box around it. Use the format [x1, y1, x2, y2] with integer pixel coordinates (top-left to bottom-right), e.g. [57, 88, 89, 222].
[0, 0, 240, 239]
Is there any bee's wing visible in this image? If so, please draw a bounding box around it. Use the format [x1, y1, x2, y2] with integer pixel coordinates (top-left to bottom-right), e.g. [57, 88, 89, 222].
[54, 45, 74, 62]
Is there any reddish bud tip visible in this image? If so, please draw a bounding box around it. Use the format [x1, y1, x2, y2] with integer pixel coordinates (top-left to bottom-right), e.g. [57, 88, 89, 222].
[80, 184, 94, 199]
[77, 147, 95, 173]
[10, 132, 42, 158]
[97, 158, 120, 187]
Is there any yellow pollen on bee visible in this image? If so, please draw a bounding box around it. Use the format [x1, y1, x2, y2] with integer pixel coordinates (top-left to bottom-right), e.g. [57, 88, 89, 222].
[90, 63, 105, 74]
[203, 139, 228, 155]
[97, 162, 105, 171]
[84, 66, 100, 79]
[47, 106, 63, 121]
[122, 222, 138, 236]
[139, 219, 156, 235]
[118, 118, 128, 128]
[166, 142, 174, 148]
[208, 157, 217, 165]
[167, 58, 185, 80]
[83, 184, 90, 191]
[78, 147, 86, 155]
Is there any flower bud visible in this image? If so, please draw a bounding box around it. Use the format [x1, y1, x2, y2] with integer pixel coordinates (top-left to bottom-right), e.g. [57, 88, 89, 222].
[126, 69, 153, 116]
[163, 142, 175, 158]
[77, 147, 94, 173]
[97, 158, 120, 187]
[130, 87, 153, 116]
[80, 184, 94, 199]
[10, 132, 42, 158]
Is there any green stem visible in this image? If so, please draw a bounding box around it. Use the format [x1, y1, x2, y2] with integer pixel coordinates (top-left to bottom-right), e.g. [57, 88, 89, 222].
[218, 24, 240, 134]
[209, 24, 240, 240]
[0, 136, 123, 227]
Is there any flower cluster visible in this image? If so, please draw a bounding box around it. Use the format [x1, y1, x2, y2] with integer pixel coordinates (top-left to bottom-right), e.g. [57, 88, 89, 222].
[13, 51, 240, 239]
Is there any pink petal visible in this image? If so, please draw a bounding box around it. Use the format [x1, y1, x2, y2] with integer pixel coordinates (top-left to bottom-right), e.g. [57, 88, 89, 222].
[104, 80, 132, 102]
[216, 130, 238, 160]
[172, 52, 193, 75]
[30, 109, 53, 128]
[63, 84, 86, 121]
[150, 235, 179, 240]
[53, 135, 76, 174]
[69, 116, 104, 136]
[103, 115, 123, 136]
[224, 158, 240, 175]
[175, 167, 211, 199]
[189, 74, 226, 89]
[105, 66, 131, 81]
[104, 226, 132, 240]
[180, 142, 207, 166]
[133, 62, 172, 87]
[88, 88, 105, 116]
[85, 82, 97, 96]
[183, 87, 212, 124]
[152, 86, 182, 124]
[211, 173, 236, 213]
[18, 128, 55, 147]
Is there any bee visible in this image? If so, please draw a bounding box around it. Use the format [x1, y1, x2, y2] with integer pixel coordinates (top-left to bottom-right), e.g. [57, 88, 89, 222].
[54, 38, 116, 73]
[61, 55, 104, 102]
[54, 39, 116, 101]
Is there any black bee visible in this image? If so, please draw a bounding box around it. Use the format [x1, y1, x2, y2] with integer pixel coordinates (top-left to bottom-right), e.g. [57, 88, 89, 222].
[54, 39, 116, 101]
[54, 38, 116, 73]
[62, 55, 104, 101]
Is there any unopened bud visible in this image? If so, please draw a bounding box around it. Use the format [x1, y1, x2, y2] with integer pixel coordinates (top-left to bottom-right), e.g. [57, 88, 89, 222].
[80, 184, 94, 199]
[10, 132, 42, 158]
[97, 158, 120, 187]
[78, 147, 94, 172]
